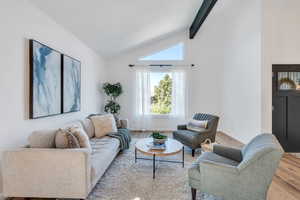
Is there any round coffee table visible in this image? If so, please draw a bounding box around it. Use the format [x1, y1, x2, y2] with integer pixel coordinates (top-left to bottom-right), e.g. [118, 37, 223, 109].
[134, 138, 184, 179]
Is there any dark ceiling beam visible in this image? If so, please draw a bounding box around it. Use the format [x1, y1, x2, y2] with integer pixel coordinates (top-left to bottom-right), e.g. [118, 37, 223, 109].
[189, 0, 218, 39]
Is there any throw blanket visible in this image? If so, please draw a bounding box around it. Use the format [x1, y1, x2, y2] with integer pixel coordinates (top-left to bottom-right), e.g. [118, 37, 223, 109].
[107, 129, 131, 150]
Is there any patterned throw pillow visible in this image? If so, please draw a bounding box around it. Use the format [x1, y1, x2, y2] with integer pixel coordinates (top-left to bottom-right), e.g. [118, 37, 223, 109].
[90, 114, 117, 138]
[69, 126, 92, 153]
[187, 119, 209, 132]
[55, 128, 80, 149]
[65, 131, 81, 148]
[55, 127, 92, 153]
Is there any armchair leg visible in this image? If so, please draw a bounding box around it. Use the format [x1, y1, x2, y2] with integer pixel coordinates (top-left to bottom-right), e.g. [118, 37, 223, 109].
[191, 188, 197, 200]
[192, 149, 195, 157]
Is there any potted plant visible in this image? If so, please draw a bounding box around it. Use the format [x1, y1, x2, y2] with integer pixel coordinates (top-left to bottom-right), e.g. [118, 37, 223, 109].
[151, 132, 168, 145]
[102, 82, 123, 116]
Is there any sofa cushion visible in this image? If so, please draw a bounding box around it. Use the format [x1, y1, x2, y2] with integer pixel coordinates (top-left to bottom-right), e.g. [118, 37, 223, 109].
[187, 119, 208, 132]
[90, 114, 117, 138]
[81, 118, 95, 138]
[173, 130, 203, 148]
[28, 129, 56, 148]
[90, 137, 120, 183]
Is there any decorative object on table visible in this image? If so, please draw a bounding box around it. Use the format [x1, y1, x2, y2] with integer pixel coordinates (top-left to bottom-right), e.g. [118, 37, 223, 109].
[29, 39, 62, 119]
[151, 132, 168, 145]
[62, 55, 81, 113]
[102, 82, 123, 125]
[173, 113, 219, 157]
[279, 77, 296, 90]
[147, 142, 166, 151]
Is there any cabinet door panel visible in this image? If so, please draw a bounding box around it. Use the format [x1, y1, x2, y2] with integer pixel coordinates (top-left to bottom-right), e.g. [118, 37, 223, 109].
[287, 96, 300, 152]
[272, 96, 287, 150]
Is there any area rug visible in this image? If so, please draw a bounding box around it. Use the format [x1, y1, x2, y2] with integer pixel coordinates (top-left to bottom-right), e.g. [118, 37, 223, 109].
[88, 138, 220, 200]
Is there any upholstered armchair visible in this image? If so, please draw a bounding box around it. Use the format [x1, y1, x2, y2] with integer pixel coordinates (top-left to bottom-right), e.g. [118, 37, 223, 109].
[173, 113, 219, 156]
[188, 133, 284, 200]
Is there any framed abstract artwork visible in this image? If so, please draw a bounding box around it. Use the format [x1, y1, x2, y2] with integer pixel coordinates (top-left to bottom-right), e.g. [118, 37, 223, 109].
[62, 54, 81, 113]
[29, 40, 62, 119]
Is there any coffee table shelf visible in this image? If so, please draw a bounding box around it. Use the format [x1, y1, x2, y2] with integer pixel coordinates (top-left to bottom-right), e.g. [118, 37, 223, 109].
[134, 138, 184, 179]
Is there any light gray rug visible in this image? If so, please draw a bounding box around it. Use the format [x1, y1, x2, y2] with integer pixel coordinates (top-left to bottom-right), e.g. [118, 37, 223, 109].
[88, 139, 220, 200]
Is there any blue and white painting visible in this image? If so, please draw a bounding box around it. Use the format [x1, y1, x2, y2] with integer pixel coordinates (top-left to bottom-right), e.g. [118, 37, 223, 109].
[30, 40, 61, 118]
[63, 55, 81, 113]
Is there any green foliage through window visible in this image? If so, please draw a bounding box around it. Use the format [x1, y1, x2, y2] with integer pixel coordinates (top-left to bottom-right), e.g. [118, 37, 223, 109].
[151, 73, 172, 114]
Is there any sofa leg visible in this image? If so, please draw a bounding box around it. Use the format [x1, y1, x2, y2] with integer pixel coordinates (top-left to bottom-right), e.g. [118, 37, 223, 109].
[191, 188, 197, 200]
[192, 149, 195, 157]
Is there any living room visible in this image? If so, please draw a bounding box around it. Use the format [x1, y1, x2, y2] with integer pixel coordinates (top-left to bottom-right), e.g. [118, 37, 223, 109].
[0, 0, 299, 199]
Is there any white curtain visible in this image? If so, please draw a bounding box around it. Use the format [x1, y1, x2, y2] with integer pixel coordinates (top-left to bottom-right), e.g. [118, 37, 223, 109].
[135, 68, 152, 130]
[171, 69, 186, 119]
[134, 68, 187, 130]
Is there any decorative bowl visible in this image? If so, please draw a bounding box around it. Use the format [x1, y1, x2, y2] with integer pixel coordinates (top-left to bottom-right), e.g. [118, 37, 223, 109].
[153, 138, 167, 145]
[151, 132, 167, 145]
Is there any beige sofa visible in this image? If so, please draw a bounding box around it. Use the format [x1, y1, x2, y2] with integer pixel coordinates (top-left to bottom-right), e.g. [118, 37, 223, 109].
[1, 117, 128, 199]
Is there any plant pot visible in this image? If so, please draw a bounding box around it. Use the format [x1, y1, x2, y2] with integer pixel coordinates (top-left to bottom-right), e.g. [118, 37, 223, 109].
[153, 138, 167, 145]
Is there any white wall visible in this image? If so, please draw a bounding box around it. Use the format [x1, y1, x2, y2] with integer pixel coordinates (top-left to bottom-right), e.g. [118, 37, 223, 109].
[261, 0, 300, 133]
[0, 0, 107, 193]
[219, 0, 262, 143]
[107, 0, 262, 143]
[107, 30, 222, 131]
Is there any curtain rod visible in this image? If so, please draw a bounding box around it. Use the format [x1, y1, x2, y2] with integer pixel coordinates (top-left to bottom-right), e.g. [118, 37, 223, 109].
[128, 64, 197, 68]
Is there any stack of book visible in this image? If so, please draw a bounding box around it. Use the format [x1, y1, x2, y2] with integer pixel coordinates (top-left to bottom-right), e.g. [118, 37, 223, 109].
[147, 142, 166, 150]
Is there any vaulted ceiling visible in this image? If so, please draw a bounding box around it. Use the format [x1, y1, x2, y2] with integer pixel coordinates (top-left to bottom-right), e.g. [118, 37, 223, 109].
[29, 0, 202, 58]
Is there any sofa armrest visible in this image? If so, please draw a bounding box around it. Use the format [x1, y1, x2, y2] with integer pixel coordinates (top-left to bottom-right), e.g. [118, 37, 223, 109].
[177, 125, 187, 130]
[213, 144, 243, 162]
[2, 148, 91, 199]
[120, 119, 129, 129]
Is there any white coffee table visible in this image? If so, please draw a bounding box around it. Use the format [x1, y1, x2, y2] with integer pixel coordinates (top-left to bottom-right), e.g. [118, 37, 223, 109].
[135, 138, 184, 179]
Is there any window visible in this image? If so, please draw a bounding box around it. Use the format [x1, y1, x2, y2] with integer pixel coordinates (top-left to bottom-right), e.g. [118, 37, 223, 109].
[135, 69, 186, 118]
[150, 72, 172, 114]
[139, 43, 184, 61]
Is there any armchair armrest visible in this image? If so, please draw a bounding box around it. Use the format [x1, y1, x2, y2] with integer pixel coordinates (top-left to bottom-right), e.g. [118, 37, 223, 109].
[120, 119, 129, 129]
[2, 148, 91, 199]
[213, 144, 243, 162]
[201, 160, 240, 175]
[177, 124, 187, 130]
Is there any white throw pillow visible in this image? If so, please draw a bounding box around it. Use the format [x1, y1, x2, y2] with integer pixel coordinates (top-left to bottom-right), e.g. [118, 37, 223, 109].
[90, 114, 117, 138]
[187, 119, 209, 132]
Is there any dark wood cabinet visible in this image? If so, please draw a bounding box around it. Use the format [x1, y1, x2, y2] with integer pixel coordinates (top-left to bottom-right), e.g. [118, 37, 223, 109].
[272, 65, 300, 152]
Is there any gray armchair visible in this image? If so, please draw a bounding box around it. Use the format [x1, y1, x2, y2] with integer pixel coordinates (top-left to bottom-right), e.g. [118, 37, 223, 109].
[173, 113, 219, 156]
[188, 133, 284, 200]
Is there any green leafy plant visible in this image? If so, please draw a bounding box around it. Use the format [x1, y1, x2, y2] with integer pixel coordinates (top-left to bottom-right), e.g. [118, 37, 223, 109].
[102, 82, 123, 115]
[151, 132, 167, 139]
[103, 82, 123, 99]
[104, 100, 121, 114]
